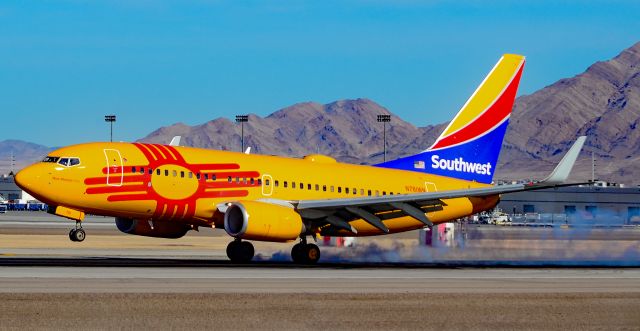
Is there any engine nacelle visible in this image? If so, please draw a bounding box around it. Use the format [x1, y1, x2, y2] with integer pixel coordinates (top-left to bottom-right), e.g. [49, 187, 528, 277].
[224, 201, 304, 242]
[115, 217, 191, 238]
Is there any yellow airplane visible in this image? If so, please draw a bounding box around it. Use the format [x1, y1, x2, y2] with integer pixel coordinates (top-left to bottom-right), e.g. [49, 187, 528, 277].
[15, 54, 586, 263]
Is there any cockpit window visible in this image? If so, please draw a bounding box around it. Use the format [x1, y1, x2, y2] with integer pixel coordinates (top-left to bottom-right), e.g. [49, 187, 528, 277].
[56, 157, 81, 167]
[42, 156, 60, 163]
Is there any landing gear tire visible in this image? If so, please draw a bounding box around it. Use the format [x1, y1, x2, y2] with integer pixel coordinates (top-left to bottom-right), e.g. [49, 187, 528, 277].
[303, 244, 320, 264]
[226, 240, 254, 263]
[291, 242, 321, 264]
[69, 228, 85, 242]
[291, 243, 304, 263]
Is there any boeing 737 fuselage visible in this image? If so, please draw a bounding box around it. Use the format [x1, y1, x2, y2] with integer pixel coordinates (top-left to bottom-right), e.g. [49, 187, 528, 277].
[15, 54, 586, 263]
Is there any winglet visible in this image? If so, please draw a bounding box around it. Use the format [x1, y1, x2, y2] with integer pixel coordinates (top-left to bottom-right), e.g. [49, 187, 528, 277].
[540, 136, 587, 184]
[169, 136, 181, 146]
[244, 147, 251, 154]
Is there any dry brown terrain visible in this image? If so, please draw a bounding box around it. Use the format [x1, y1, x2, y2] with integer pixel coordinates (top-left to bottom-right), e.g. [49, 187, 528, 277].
[0, 292, 639, 330]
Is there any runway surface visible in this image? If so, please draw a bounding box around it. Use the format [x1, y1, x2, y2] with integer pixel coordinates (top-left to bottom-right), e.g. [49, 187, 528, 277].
[2, 212, 640, 329]
[1, 259, 639, 293]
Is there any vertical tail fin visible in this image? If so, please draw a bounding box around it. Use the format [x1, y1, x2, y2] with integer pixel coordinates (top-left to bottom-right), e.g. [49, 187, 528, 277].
[377, 54, 525, 184]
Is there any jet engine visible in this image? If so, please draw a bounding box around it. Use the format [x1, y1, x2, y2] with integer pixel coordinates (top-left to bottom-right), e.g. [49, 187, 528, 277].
[115, 217, 191, 238]
[224, 201, 305, 242]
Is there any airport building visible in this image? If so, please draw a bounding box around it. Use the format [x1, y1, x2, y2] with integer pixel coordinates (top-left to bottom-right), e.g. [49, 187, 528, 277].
[0, 174, 34, 202]
[497, 182, 640, 225]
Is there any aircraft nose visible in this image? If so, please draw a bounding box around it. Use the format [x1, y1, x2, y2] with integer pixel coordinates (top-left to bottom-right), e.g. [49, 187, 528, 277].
[14, 165, 39, 191]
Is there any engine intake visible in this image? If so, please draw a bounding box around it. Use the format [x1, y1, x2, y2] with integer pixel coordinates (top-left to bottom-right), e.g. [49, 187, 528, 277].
[224, 201, 304, 242]
[115, 218, 191, 238]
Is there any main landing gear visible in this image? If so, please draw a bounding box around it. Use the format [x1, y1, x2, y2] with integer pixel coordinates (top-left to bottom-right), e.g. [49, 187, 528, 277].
[226, 239, 255, 263]
[68, 221, 85, 242]
[291, 238, 320, 264]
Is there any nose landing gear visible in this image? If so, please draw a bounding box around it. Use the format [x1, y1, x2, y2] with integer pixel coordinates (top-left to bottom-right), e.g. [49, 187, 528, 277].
[68, 221, 85, 242]
[226, 239, 254, 263]
[291, 238, 320, 264]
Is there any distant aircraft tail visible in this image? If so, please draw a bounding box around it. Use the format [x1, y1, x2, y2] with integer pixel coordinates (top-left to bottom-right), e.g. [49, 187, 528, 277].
[376, 54, 525, 184]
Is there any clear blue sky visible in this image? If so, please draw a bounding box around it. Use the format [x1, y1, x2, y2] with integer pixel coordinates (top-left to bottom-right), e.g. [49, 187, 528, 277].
[1, 0, 639, 146]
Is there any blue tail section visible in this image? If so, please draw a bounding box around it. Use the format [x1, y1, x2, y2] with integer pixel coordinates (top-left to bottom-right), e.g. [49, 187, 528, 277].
[374, 54, 525, 184]
[375, 120, 509, 184]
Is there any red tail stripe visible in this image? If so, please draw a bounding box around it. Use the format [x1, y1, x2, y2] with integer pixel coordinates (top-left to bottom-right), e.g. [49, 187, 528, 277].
[431, 65, 523, 150]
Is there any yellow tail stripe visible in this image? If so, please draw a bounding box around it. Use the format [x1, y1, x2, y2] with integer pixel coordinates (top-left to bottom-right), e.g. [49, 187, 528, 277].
[441, 54, 524, 137]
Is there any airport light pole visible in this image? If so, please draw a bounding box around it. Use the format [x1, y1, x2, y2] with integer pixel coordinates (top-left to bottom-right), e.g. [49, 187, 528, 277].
[235, 115, 248, 152]
[104, 115, 116, 142]
[377, 114, 391, 162]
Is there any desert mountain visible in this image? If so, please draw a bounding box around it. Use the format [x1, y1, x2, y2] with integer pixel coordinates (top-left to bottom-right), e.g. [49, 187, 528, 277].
[140, 99, 444, 165]
[498, 41, 640, 183]
[0, 140, 54, 175]
[3, 42, 640, 184]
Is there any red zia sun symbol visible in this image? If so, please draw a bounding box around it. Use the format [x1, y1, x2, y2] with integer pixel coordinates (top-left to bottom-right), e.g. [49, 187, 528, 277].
[84, 143, 260, 221]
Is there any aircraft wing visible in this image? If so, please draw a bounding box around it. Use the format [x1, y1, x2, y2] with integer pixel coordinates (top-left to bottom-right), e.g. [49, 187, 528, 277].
[292, 136, 587, 234]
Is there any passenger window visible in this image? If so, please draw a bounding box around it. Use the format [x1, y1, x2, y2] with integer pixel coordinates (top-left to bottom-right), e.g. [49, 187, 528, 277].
[205, 174, 209, 180]
[353, 188, 356, 195]
[307, 184, 311, 190]
[228, 176, 232, 183]
[188, 172, 193, 179]
[173, 170, 177, 177]
[148, 168, 153, 175]
[338, 187, 342, 193]
[132, 166, 136, 173]
[180, 171, 185, 178]
[235, 177, 240, 184]
[368, 190, 372, 196]
[323, 185, 326, 192]
[292, 182, 296, 189]
[156, 169, 161, 176]
[140, 167, 145, 174]
[196, 173, 201, 180]
[250, 178, 255, 185]
[382, 191, 386, 196]
[275, 180, 279, 187]
[257, 179, 262, 185]
[243, 177, 247, 184]
[345, 188, 349, 194]
[265, 179, 270, 186]
[165, 169, 169, 176]
[284, 181, 288, 188]
[212, 174, 217, 181]
[315, 184, 319, 191]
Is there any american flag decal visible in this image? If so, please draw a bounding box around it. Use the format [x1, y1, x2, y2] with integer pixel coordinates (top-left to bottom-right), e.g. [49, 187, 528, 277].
[413, 160, 425, 169]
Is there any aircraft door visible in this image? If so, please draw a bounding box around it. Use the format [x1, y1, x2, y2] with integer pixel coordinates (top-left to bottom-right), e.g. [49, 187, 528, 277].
[104, 149, 123, 186]
[262, 174, 273, 196]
